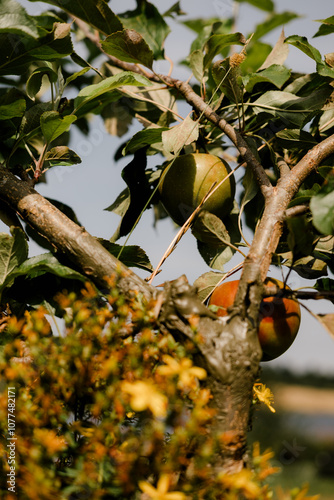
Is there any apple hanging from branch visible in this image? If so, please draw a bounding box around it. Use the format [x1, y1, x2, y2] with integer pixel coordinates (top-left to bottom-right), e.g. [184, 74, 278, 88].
[208, 278, 301, 361]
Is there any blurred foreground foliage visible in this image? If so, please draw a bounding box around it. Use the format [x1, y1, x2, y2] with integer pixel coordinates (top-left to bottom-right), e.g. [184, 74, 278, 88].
[0, 276, 318, 499]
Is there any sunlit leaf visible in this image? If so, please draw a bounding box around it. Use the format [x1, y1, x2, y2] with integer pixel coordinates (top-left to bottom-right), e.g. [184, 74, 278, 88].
[73, 71, 152, 114]
[286, 35, 334, 78]
[44, 146, 82, 166]
[259, 29, 289, 69]
[40, 111, 77, 143]
[0, 0, 39, 38]
[162, 115, 199, 155]
[316, 314, 334, 338]
[243, 64, 291, 92]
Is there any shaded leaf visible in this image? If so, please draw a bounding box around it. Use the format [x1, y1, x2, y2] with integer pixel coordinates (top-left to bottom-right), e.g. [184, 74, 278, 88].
[40, 111, 77, 143]
[204, 32, 246, 68]
[212, 58, 243, 103]
[98, 240, 153, 272]
[240, 167, 259, 214]
[28, 0, 122, 35]
[252, 87, 332, 127]
[243, 64, 291, 92]
[26, 66, 58, 99]
[102, 29, 154, 69]
[44, 146, 82, 166]
[105, 188, 130, 217]
[73, 71, 152, 114]
[276, 129, 317, 150]
[162, 115, 199, 155]
[286, 35, 334, 78]
[2, 253, 86, 293]
[194, 209, 240, 270]
[286, 215, 315, 259]
[0, 25, 73, 76]
[193, 271, 226, 302]
[0, 228, 28, 290]
[123, 127, 168, 155]
[316, 314, 334, 338]
[119, 1, 170, 59]
[0, 0, 39, 38]
[310, 170, 334, 235]
[0, 99, 26, 120]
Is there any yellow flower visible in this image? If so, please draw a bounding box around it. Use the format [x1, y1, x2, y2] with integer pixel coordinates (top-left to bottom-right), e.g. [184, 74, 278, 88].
[157, 355, 206, 389]
[253, 383, 275, 413]
[139, 474, 187, 500]
[121, 381, 167, 418]
[219, 469, 261, 499]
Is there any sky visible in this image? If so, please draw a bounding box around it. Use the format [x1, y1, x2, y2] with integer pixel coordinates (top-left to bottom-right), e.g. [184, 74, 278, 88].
[2, 0, 334, 374]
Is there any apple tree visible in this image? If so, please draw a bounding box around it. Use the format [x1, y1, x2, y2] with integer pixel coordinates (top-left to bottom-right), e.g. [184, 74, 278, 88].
[0, 0, 334, 498]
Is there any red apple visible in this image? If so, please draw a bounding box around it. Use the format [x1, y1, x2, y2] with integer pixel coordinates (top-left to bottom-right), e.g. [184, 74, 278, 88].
[208, 278, 301, 361]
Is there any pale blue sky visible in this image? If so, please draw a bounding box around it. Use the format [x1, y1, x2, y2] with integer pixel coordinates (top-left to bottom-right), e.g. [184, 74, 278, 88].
[2, 0, 334, 373]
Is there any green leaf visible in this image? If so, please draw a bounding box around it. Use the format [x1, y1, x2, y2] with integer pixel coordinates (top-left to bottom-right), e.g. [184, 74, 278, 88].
[123, 127, 168, 155]
[44, 146, 82, 166]
[193, 271, 226, 303]
[40, 111, 77, 143]
[240, 167, 259, 214]
[252, 12, 299, 42]
[0, 99, 26, 120]
[193, 210, 239, 270]
[26, 66, 58, 99]
[189, 49, 205, 82]
[119, 1, 170, 59]
[0, 0, 39, 38]
[286, 35, 334, 78]
[2, 253, 86, 291]
[161, 115, 199, 155]
[105, 188, 130, 217]
[310, 170, 334, 235]
[276, 129, 318, 150]
[252, 87, 332, 127]
[212, 58, 243, 103]
[65, 67, 90, 87]
[314, 16, 334, 38]
[0, 228, 28, 290]
[73, 71, 152, 114]
[28, 0, 122, 35]
[98, 240, 153, 272]
[0, 23, 73, 76]
[204, 32, 246, 68]
[286, 215, 315, 259]
[235, 0, 274, 12]
[243, 64, 291, 92]
[102, 29, 154, 69]
[163, 2, 186, 18]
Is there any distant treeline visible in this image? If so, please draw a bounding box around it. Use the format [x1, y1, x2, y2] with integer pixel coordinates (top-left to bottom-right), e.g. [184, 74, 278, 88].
[261, 367, 334, 389]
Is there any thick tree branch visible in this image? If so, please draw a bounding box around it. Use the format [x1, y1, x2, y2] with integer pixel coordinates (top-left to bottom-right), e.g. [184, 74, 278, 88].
[0, 166, 153, 300]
